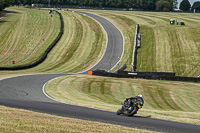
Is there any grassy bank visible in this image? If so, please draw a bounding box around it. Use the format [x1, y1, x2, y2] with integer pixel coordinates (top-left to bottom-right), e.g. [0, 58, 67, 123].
[1, 8, 199, 132]
[45, 75, 200, 125]
[0, 7, 60, 67]
[0, 106, 156, 133]
[0, 9, 106, 74]
[0, 9, 106, 76]
[77, 9, 200, 77]
[31, 10, 106, 73]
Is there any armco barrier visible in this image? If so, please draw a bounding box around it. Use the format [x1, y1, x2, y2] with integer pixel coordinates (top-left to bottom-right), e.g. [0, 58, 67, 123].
[90, 70, 200, 83]
[114, 64, 127, 74]
[132, 24, 140, 72]
[0, 11, 64, 70]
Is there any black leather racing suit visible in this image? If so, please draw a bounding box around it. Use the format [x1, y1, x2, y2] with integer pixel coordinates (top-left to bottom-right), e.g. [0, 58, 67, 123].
[125, 96, 144, 108]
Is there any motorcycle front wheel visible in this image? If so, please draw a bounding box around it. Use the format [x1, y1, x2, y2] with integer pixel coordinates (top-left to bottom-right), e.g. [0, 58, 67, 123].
[126, 106, 138, 116]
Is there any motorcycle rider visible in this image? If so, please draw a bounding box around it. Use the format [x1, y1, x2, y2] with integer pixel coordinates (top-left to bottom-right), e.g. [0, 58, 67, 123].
[126, 94, 144, 108]
[117, 94, 144, 116]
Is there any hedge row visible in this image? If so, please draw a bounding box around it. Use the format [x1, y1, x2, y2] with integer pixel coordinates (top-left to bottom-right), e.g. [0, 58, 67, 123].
[0, 10, 64, 70]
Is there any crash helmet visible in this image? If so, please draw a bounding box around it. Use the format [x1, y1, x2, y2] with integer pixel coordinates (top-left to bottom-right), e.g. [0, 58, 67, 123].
[138, 94, 143, 98]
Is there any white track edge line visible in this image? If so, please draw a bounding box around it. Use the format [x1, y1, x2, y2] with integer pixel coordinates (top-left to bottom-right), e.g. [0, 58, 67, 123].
[40, 11, 124, 111]
[42, 75, 114, 113]
[76, 11, 109, 73]
[75, 11, 125, 73]
[41, 11, 124, 112]
[0, 10, 124, 113]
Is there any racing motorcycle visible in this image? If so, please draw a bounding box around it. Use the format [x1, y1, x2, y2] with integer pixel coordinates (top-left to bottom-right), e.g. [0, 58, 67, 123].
[116, 97, 143, 116]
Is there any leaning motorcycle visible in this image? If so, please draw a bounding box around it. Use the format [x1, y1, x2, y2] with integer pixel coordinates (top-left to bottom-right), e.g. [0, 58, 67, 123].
[116, 98, 143, 116]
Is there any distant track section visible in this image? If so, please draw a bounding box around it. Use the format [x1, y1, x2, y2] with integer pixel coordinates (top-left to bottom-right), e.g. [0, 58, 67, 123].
[0, 11, 64, 71]
[75, 11, 124, 72]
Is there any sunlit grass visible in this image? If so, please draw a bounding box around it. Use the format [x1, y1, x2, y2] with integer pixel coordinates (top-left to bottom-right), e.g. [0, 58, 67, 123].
[0, 8, 106, 74]
[33, 11, 106, 73]
[45, 75, 200, 125]
[0, 106, 156, 133]
[1, 8, 200, 132]
[0, 7, 60, 67]
[76, 9, 200, 77]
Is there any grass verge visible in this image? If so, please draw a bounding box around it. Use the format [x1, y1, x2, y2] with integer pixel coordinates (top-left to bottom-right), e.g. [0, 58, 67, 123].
[34, 10, 106, 73]
[75, 9, 200, 77]
[0, 106, 157, 133]
[45, 75, 200, 125]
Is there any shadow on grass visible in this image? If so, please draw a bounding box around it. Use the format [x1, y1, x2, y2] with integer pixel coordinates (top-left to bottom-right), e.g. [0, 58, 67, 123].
[0, 10, 21, 17]
[4, 10, 20, 14]
[0, 10, 21, 22]
[0, 20, 10, 23]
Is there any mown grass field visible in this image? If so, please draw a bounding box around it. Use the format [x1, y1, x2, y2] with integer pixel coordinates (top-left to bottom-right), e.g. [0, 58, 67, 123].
[77, 9, 200, 77]
[45, 75, 200, 125]
[0, 7, 200, 132]
[0, 7, 60, 67]
[0, 8, 106, 74]
[31, 10, 106, 73]
[0, 106, 157, 133]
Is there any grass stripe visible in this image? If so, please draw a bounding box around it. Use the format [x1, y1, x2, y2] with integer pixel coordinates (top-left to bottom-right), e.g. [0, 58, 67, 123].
[45, 75, 200, 125]
[0, 8, 58, 67]
[1, 106, 155, 133]
[81, 9, 200, 77]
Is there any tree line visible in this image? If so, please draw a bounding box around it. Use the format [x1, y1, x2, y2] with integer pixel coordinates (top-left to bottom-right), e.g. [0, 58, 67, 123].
[179, 0, 200, 12]
[10, 0, 179, 11]
[0, 0, 14, 11]
[1, 0, 200, 12]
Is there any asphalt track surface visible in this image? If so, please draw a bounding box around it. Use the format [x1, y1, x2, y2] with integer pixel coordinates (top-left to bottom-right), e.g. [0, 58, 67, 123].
[0, 11, 200, 133]
[76, 11, 124, 71]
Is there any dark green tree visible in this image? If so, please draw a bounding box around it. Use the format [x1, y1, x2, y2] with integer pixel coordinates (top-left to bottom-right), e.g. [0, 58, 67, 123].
[114, 0, 122, 7]
[9, 0, 179, 11]
[172, 0, 178, 10]
[167, 0, 178, 10]
[156, 0, 171, 11]
[192, 1, 200, 12]
[94, 0, 104, 7]
[0, 0, 15, 11]
[133, 0, 138, 8]
[179, 0, 191, 11]
[105, 0, 114, 7]
[87, 0, 94, 6]
[66, 0, 76, 5]
[139, 0, 157, 10]
[122, 0, 135, 8]
[0, 0, 3, 11]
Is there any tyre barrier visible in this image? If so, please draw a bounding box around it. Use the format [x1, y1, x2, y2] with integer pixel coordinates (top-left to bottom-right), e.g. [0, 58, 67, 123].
[0, 11, 64, 70]
[118, 71, 176, 77]
[89, 70, 200, 83]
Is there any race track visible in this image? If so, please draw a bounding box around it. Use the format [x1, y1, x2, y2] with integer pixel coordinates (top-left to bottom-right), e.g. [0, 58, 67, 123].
[76, 11, 124, 71]
[0, 11, 200, 133]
